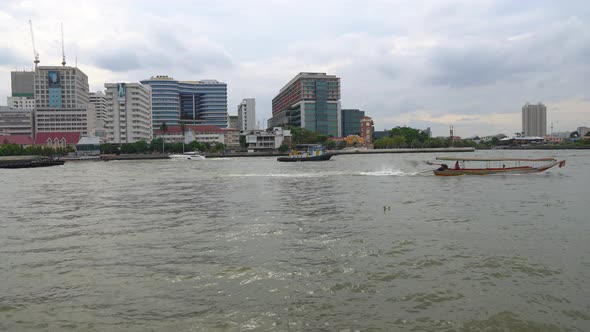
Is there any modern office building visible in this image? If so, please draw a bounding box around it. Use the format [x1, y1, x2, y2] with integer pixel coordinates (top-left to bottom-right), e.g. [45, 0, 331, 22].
[104, 83, 152, 144]
[139, 75, 180, 130]
[522, 103, 547, 137]
[341, 109, 365, 137]
[33, 66, 93, 136]
[237, 98, 256, 131]
[269, 72, 341, 137]
[11, 71, 34, 97]
[0, 106, 34, 136]
[360, 116, 374, 144]
[140, 75, 228, 131]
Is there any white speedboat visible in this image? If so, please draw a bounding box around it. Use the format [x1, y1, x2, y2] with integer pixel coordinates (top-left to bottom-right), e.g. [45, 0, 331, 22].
[169, 152, 206, 160]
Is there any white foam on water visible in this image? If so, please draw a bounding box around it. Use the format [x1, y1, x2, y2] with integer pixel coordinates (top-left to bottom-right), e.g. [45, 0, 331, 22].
[358, 168, 419, 176]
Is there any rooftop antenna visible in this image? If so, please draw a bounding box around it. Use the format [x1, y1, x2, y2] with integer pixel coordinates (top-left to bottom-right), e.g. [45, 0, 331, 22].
[28, 20, 40, 68]
[61, 22, 66, 66]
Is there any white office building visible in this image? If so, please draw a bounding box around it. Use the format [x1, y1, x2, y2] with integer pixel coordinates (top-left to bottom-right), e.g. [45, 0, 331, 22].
[245, 127, 291, 152]
[522, 103, 547, 137]
[104, 83, 152, 143]
[90, 91, 108, 126]
[237, 98, 256, 131]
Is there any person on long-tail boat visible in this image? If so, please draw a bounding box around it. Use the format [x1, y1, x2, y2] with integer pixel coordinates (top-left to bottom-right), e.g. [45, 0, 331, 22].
[454, 161, 460, 169]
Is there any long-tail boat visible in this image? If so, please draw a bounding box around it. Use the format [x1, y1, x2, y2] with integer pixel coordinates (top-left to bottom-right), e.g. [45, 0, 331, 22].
[433, 157, 566, 176]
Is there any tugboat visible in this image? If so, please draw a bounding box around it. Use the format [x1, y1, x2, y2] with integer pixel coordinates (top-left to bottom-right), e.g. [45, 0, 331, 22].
[277, 144, 333, 162]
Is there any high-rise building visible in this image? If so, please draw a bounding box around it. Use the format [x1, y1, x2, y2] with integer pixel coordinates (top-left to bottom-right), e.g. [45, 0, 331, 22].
[269, 72, 341, 137]
[341, 109, 365, 137]
[360, 116, 374, 144]
[33, 66, 93, 136]
[90, 91, 107, 126]
[237, 98, 256, 131]
[140, 75, 228, 132]
[104, 83, 152, 144]
[8, 71, 35, 112]
[522, 103, 547, 137]
[11, 71, 34, 97]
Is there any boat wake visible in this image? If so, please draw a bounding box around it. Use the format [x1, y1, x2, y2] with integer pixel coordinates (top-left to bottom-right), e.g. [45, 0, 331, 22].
[225, 169, 427, 178]
[357, 169, 422, 177]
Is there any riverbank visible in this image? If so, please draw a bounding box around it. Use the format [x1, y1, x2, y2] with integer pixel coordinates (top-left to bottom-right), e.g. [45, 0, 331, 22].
[100, 154, 170, 161]
[88, 147, 477, 160]
[496, 145, 590, 150]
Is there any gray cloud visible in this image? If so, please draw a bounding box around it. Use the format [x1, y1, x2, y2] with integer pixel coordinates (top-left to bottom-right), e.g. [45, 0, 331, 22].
[93, 51, 142, 72]
[0, 47, 28, 66]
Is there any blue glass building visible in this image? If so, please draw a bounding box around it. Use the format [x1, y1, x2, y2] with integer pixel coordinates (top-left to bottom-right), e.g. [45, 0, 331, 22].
[341, 109, 365, 137]
[141, 76, 228, 131]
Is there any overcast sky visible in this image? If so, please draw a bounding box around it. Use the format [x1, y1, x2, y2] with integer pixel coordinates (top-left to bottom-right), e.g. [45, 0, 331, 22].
[1, 0, 588, 137]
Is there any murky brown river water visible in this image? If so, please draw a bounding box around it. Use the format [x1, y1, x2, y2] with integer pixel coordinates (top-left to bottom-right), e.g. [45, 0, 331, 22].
[1, 150, 589, 331]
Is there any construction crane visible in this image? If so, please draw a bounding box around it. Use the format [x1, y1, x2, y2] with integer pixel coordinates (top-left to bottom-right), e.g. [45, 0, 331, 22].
[28, 20, 40, 68]
[61, 22, 66, 66]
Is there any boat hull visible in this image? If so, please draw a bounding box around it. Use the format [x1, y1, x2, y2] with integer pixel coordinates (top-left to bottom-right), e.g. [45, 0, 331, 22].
[0, 160, 65, 169]
[433, 161, 562, 176]
[277, 154, 333, 162]
[169, 154, 206, 160]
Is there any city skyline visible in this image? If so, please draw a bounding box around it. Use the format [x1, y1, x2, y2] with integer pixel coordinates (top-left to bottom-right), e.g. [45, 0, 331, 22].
[0, 0, 589, 137]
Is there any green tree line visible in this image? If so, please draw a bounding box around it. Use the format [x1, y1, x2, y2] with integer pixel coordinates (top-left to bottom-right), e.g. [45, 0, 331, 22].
[0, 144, 74, 156]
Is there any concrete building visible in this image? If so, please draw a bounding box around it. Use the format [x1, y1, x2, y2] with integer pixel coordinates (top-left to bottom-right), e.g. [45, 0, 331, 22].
[0, 107, 34, 136]
[89, 91, 108, 126]
[360, 116, 374, 144]
[104, 83, 152, 144]
[140, 75, 228, 131]
[7, 96, 35, 110]
[89, 91, 108, 140]
[269, 72, 341, 137]
[522, 103, 547, 137]
[228, 115, 238, 129]
[237, 98, 256, 131]
[341, 109, 364, 137]
[154, 125, 226, 145]
[222, 128, 240, 147]
[245, 127, 291, 152]
[33, 66, 93, 136]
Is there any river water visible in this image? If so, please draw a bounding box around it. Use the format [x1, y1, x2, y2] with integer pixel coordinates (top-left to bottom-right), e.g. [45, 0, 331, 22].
[1, 150, 589, 331]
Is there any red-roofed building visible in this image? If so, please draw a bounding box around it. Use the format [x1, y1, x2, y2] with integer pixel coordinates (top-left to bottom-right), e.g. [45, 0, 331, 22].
[0, 135, 35, 146]
[35, 132, 81, 148]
